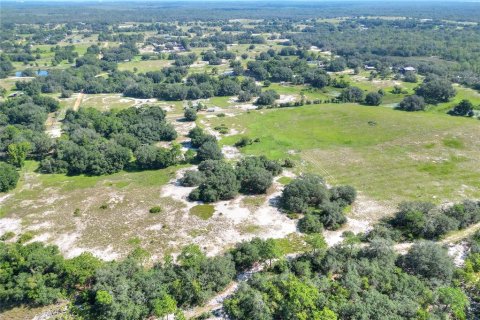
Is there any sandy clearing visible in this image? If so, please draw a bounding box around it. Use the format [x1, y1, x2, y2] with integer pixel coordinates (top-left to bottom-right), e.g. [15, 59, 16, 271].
[232, 103, 258, 110]
[214, 196, 250, 224]
[26, 221, 53, 231]
[45, 112, 62, 138]
[165, 167, 298, 257]
[322, 194, 392, 246]
[30, 232, 52, 243]
[160, 166, 199, 210]
[277, 94, 297, 104]
[173, 120, 196, 138]
[0, 193, 12, 204]
[447, 242, 469, 267]
[222, 145, 241, 160]
[394, 242, 413, 255]
[0, 217, 22, 237]
[191, 61, 209, 68]
[323, 218, 372, 247]
[55, 232, 120, 261]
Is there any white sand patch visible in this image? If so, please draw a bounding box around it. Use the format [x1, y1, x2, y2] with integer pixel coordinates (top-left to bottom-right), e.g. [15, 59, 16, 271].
[147, 223, 164, 231]
[30, 232, 52, 242]
[447, 242, 469, 267]
[172, 120, 196, 137]
[160, 167, 199, 210]
[54, 232, 80, 255]
[26, 221, 53, 231]
[66, 245, 120, 261]
[280, 170, 297, 179]
[38, 194, 65, 206]
[214, 196, 250, 224]
[232, 103, 257, 110]
[225, 128, 240, 137]
[191, 61, 209, 68]
[253, 205, 297, 238]
[107, 193, 125, 205]
[323, 218, 372, 247]
[222, 146, 241, 160]
[228, 96, 240, 104]
[56, 231, 120, 261]
[351, 194, 394, 220]
[322, 194, 390, 247]
[277, 94, 297, 104]
[161, 104, 175, 112]
[47, 127, 62, 138]
[133, 98, 157, 107]
[0, 218, 22, 236]
[169, 167, 298, 257]
[0, 193, 12, 204]
[394, 242, 414, 255]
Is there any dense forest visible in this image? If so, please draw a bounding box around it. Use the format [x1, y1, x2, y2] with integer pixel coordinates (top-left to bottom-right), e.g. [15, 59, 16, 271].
[2, 1, 480, 24]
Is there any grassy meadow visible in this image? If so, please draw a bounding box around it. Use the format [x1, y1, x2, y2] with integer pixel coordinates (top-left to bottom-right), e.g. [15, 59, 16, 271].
[207, 103, 480, 203]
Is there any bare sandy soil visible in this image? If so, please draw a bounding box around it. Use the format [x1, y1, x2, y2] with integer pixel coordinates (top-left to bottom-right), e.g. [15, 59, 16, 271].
[159, 167, 298, 257]
[277, 94, 297, 104]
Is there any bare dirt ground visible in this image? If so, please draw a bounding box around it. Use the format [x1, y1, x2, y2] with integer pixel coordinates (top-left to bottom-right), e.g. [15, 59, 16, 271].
[158, 166, 298, 257]
[276, 94, 297, 104]
[44, 113, 62, 138]
[72, 92, 84, 111]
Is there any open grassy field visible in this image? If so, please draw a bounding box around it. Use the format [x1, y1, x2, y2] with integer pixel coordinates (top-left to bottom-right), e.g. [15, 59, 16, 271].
[118, 57, 172, 73]
[207, 103, 480, 204]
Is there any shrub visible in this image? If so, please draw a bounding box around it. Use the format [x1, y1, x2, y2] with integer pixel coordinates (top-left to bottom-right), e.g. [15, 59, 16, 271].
[329, 185, 357, 206]
[403, 71, 417, 83]
[196, 141, 223, 161]
[338, 86, 364, 103]
[397, 95, 426, 111]
[448, 99, 474, 117]
[179, 170, 205, 187]
[0, 162, 20, 192]
[282, 159, 295, 168]
[184, 108, 197, 121]
[60, 89, 73, 98]
[256, 90, 279, 105]
[317, 202, 347, 230]
[364, 92, 383, 106]
[149, 206, 162, 214]
[234, 137, 253, 148]
[189, 160, 239, 202]
[280, 175, 329, 213]
[238, 167, 273, 194]
[415, 78, 456, 104]
[398, 241, 454, 282]
[298, 214, 324, 233]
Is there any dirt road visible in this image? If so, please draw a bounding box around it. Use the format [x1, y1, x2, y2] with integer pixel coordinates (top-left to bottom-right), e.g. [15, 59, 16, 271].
[73, 92, 84, 111]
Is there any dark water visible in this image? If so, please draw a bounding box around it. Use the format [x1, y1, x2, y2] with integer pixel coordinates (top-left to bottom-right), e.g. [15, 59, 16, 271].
[15, 70, 49, 77]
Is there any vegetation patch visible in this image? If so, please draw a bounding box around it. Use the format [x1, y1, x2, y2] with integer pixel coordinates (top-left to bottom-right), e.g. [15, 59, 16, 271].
[272, 233, 311, 255]
[149, 206, 162, 214]
[277, 176, 293, 185]
[443, 137, 465, 149]
[189, 204, 215, 220]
